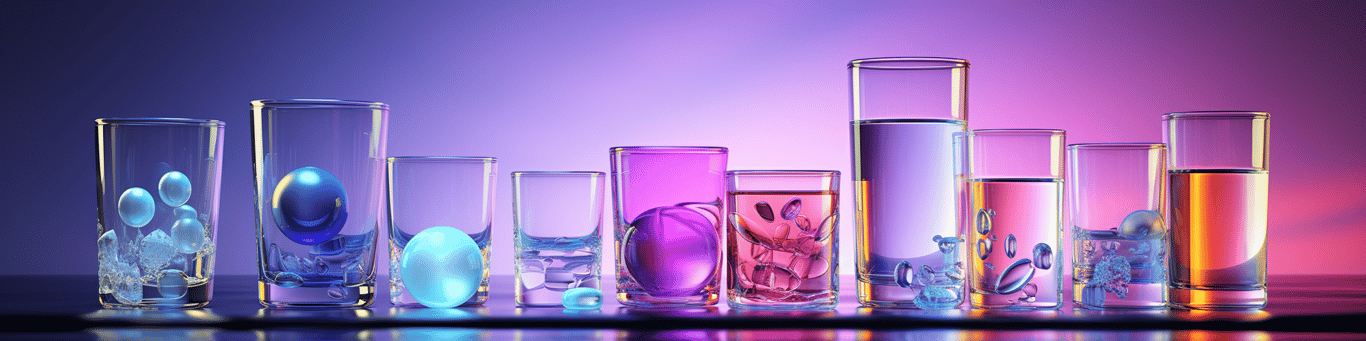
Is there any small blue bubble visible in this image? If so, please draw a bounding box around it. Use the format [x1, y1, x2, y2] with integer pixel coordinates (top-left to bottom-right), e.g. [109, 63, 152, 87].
[400, 226, 483, 308]
[171, 218, 205, 254]
[173, 205, 197, 219]
[562, 287, 603, 310]
[272, 167, 348, 246]
[158, 171, 192, 207]
[976, 238, 992, 260]
[118, 187, 155, 228]
[1005, 234, 1017, 258]
[158, 269, 188, 299]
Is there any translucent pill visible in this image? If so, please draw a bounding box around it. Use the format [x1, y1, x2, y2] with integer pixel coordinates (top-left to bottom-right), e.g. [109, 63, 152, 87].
[400, 226, 483, 308]
[1032, 243, 1053, 270]
[562, 287, 604, 310]
[272, 167, 348, 246]
[118, 187, 155, 228]
[994, 258, 1036, 295]
[780, 198, 802, 221]
[1005, 234, 1017, 258]
[274, 271, 303, 288]
[158, 171, 192, 207]
[754, 201, 775, 222]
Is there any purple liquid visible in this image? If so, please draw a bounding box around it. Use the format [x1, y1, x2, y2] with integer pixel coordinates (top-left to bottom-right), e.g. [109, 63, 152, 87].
[623, 205, 720, 297]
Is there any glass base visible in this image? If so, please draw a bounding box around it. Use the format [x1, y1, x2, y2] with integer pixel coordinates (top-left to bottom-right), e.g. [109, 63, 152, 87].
[1170, 286, 1266, 310]
[617, 291, 718, 307]
[391, 290, 488, 307]
[729, 294, 837, 310]
[1072, 282, 1168, 310]
[99, 281, 211, 309]
[258, 281, 374, 308]
[970, 292, 1061, 310]
[858, 281, 965, 309]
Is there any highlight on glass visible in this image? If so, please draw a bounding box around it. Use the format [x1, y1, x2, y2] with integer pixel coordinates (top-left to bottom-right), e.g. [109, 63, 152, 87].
[726, 170, 840, 310]
[1164, 111, 1269, 310]
[512, 171, 606, 307]
[967, 129, 1065, 310]
[1068, 143, 1169, 309]
[252, 99, 388, 308]
[849, 57, 969, 309]
[96, 118, 225, 309]
[387, 156, 496, 308]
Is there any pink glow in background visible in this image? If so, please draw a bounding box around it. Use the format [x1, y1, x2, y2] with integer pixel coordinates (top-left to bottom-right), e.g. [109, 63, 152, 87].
[1, 1, 1361, 277]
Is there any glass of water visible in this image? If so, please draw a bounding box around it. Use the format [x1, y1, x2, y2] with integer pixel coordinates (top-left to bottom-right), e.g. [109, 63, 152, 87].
[387, 156, 497, 307]
[1164, 111, 1269, 310]
[967, 129, 1065, 310]
[96, 118, 225, 309]
[512, 171, 606, 307]
[1068, 143, 1168, 309]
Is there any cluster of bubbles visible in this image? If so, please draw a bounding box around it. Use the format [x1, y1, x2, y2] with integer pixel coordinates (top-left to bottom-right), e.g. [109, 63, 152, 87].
[399, 226, 484, 308]
[973, 208, 1053, 304]
[519, 249, 598, 297]
[265, 231, 372, 299]
[101, 170, 214, 304]
[731, 198, 835, 302]
[894, 234, 965, 309]
[1077, 210, 1164, 306]
[623, 203, 721, 297]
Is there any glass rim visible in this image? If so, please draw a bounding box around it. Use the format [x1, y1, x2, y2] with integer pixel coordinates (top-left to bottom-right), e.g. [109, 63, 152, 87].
[387, 156, 496, 163]
[511, 171, 605, 177]
[727, 170, 840, 177]
[1163, 111, 1268, 120]
[96, 117, 224, 127]
[848, 57, 969, 69]
[970, 128, 1065, 135]
[251, 99, 388, 109]
[1067, 143, 1165, 150]
[610, 146, 727, 154]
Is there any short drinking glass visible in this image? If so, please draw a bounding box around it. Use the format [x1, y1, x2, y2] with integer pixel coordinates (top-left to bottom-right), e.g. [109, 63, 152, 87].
[1068, 143, 1168, 309]
[727, 170, 840, 309]
[513, 171, 606, 307]
[387, 156, 496, 307]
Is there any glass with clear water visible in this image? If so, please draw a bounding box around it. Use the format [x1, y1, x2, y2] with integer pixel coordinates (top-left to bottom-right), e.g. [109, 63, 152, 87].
[512, 171, 605, 307]
[1068, 143, 1169, 309]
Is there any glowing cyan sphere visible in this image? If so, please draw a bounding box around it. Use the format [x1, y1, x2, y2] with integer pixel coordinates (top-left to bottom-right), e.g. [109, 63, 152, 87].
[400, 226, 483, 308]
[562, 287, 604, 310]
[158, 171, 192, 207]
[623, 206, 719, 297]
[118, 187, 155, 228]
[272, 167, 348, 246]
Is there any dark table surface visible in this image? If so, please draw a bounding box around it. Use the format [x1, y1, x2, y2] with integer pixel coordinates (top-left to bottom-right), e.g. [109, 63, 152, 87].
[2, 274, 1363, 340]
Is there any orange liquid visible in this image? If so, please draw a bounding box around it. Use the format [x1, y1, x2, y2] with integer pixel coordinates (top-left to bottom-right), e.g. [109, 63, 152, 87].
[1168, 169, 1268, 309]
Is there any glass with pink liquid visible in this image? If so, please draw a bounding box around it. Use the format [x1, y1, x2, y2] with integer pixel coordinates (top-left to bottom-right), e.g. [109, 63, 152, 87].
[968, 129, 1065, 310]
[727, 170, 840, 309]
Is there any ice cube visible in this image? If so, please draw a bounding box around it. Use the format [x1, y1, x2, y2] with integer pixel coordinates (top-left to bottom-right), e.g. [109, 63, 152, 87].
[139, 230, 175, 273]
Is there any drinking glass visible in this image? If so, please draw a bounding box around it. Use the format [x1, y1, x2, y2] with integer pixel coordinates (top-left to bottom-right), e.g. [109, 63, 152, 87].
[727, 170, 840, 309]
[252, 99, 388, 307]
[1068, 143, 1168, 309]
[387, 156, 496, 307]
[96, 118, 225, 308]
[1164, 111, 1269, 310]
[849, 57, 969, 308]
[967, 129, 1065, 309]
[611, 146, 727, 306]
[512, 171, 605, 307]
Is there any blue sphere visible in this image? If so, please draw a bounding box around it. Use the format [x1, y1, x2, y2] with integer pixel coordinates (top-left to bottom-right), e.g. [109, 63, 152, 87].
[117, 187, 155, 228]
[400, 226, 483, 308]
[562, 287, 603, 310]
[171, 217, 206, 254]
[158, 171, 192, 207]
[272, 167, 348, 246]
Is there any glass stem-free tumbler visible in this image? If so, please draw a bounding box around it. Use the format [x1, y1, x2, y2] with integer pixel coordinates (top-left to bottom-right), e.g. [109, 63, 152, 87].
[1068, 143, 1169, 309]
[513, 171, 605, 307]
[97, 118, 225, 309]
[251, 99, 388, 308]
[611, 146, 727, 306]
[1164, 111, 1270, 310]
[727, 170, 840, 309]
[387, 157, 496, 307]
[849, 57, 969, 308]
[967, 129, 1065, 310]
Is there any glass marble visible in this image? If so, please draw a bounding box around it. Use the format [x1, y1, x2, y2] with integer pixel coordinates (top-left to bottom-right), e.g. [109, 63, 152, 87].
[118, 187, 155, 228]
[1119, 210, 1164, 240]
[562, 287, 604, 310]
[158, 171, 192, 207]
[622, 205, 719, 297]
[400, 226, 484, 308]
[158, 269, 188, 299]
[271, 166, 349, 246]
[171, 217, 206, 254]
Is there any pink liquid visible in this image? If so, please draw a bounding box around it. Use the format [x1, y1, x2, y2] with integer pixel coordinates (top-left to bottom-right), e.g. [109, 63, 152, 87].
[968, 179, 1063, 309]
[727, 190, 838, 308]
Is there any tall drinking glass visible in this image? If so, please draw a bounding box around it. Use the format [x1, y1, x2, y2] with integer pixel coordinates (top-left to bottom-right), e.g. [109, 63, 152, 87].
[513, 171, 605, 307]
[611, 146, 727, 306]
[968, 129, 1064, 310]
[1164, 111, 1269, 310]
[252, 99, 388, 308]
[96, 118, 225, 309]
[387, 157, 496, 307]
[727, 170, 840, 309]
[849, 57, 969, 308]
[1068, 143, 1168, 309]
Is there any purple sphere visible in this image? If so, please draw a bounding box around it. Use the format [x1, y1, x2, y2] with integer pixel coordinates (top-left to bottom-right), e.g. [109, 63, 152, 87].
[623, 206, 719, 297]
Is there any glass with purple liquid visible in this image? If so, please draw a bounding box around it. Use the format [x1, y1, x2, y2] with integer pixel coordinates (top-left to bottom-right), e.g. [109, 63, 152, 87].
[513, 171, 605, 307]
[727, 170, 839, 309]
[611, 146, 727, 306]
[967, 129, 1065, 310]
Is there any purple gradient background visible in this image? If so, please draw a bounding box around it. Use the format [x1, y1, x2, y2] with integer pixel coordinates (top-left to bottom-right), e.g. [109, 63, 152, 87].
[2, 1, 1361, 278]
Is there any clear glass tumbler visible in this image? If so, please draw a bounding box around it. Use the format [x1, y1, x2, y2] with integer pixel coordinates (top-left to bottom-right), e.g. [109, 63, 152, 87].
[967, 129, 1065, 310]
[1068, 143, 1168, 309]
[96, 118, 225, 309]
[512, 171, 606, 307]
[849, 57, 969, 308]
[726, 170, 840, 310]
[1164, 111, 1269, 310]
[610, 146, 727, 306]
[387, 156, 496, 307]
[252, 99, 388, 307]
